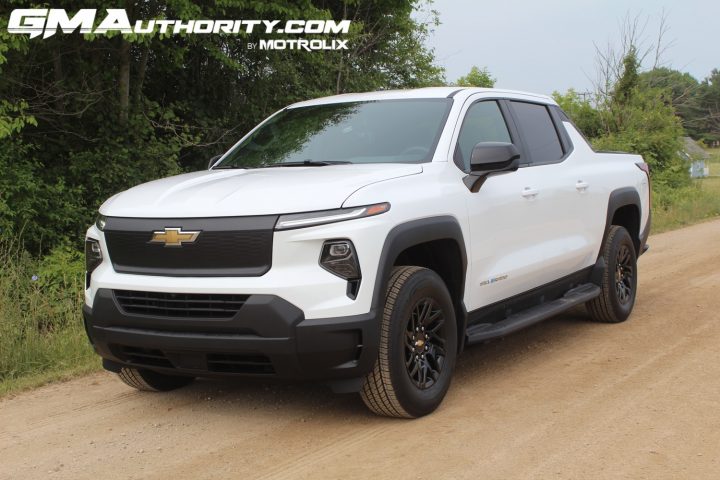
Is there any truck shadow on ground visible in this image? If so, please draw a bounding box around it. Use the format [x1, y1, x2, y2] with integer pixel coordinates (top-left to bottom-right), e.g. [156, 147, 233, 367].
[141, 305, 607, 420]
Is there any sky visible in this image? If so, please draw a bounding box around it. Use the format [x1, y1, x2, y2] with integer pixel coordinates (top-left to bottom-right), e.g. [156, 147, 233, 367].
[420, 0, 718, 96]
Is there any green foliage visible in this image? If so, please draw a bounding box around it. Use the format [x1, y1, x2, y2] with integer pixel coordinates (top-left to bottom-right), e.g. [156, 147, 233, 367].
[612, 46, 639, 107]
[0, 0, 445, 253]
[652, 177, 720, 233]
[694, 70, 720, 145]
[593, 86, 686, 188]
[637, 67, 720, 145]
[0, 240, 98, 394]
[455, 66, 495, 88]
[552, 89, 603, 138]
[557, 48, 687, 191]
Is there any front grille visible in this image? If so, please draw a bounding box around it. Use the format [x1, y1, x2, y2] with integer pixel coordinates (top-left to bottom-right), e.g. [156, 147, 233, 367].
[114, 290, 248, 319]
[103, 215, 277, 277]
[118, 346, 174, 368]
[207, 354, 275, 374]
[112, 345, 275, 375]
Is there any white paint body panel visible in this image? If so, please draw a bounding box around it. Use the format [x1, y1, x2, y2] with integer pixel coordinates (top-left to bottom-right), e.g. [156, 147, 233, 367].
[87, 87, 649, 320]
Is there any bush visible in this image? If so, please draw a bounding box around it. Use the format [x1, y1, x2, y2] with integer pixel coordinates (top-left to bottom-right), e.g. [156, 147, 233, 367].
[592, 86, 687, 188]
[0, 240, 97, 394]
[652, 178, 720, 232]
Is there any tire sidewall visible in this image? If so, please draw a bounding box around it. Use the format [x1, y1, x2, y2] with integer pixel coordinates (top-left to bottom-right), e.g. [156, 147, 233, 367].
[386, 269, 457, 417]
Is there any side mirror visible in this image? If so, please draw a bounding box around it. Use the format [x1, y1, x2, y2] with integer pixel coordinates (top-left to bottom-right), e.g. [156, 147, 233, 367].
[464, 142, 520, 192]
[208, 154, 222, 170]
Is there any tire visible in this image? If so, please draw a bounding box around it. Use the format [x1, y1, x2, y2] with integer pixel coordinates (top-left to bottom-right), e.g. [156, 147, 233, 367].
[117, 367, 195, 392]
[586, 225, 638, 323]
[361, 266, 457, 418]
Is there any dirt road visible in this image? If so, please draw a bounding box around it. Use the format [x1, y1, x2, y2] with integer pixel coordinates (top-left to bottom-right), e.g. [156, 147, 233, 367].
[2, 220, 720, 480]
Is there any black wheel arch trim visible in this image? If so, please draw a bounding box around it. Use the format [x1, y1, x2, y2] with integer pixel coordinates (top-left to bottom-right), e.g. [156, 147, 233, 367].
[604, 187, 646, 255]
[370, 216, 469, 353]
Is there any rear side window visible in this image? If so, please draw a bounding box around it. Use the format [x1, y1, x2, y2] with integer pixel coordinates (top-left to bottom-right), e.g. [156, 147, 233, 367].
[455, 101, 512, 171]
[510, 101, 564, 165]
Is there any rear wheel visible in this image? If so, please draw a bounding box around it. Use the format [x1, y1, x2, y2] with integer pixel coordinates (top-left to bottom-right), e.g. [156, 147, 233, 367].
[117, 367, 195, 392]
[587, 225, 638, 323]
[361, 266, 457, 418]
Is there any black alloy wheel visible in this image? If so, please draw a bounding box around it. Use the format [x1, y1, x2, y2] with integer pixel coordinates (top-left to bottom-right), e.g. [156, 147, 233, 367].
[615, 244, 634, 305]
[404, 297, 448, 390]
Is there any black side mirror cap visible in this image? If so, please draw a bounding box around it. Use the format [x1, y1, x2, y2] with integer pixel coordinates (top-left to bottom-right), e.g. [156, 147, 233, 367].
[208, 154, 222, 170]
[464, 142, 521, 192]
[470, 142, 521, 172]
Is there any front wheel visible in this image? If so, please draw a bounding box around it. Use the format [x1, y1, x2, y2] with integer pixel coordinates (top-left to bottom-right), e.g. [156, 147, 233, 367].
[586, 225, 638, 323]
[361, 266, 457, 418]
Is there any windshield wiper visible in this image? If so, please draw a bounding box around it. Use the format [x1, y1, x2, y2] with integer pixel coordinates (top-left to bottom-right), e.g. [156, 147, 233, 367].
[213, 160, 351, 169]
[273, 160, 352, 167]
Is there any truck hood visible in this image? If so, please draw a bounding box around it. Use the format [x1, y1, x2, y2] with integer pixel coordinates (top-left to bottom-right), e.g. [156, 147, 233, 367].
[100, 163, 422, 218]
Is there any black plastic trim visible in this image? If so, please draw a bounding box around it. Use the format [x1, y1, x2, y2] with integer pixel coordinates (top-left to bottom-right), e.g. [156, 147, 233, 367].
[466, 266, 594, 328]
[372, 216, 468, 351]
[604, 187, 642, 252]
[103, 215, 277, 277]
[548, 105, 574, 158]
[638, 211, 651, 256]
[83, 289, 379, 383]
[466, 283, 600, 344]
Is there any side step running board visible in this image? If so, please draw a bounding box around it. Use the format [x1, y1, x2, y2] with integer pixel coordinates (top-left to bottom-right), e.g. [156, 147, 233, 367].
[465, 283, 601, 345]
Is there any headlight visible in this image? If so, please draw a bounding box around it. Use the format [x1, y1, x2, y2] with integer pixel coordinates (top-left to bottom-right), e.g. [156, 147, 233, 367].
[95, 214, 107, 231]
[85, 238, 103, 288]
[320, 240, 360, 280]
[275, 202, 390, 230]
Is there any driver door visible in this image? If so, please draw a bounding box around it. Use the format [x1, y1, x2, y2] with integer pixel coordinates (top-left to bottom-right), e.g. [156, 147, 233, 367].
[458, 99, 559, 311]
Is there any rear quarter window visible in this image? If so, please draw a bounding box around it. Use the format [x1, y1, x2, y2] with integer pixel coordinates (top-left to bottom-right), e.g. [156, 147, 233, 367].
[510, 101, 564, 165]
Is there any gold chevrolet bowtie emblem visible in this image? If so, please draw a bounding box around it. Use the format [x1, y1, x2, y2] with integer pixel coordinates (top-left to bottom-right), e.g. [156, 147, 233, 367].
[149, 227, 200, 247]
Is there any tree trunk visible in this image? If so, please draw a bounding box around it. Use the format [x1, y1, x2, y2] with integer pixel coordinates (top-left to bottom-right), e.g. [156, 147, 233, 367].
[52, 48, 64, 114]
[133, 45, 150, 106]
[118, 38, 130, 124]
[335, 54, 343, 94]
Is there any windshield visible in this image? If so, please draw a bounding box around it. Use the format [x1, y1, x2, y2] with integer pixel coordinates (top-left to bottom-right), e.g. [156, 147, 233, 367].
[215, 99, 452, 168]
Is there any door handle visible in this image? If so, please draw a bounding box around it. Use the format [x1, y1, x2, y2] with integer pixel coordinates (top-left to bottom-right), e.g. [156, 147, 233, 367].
[521, 187, 539, 199]
[576, 180, 589, 192]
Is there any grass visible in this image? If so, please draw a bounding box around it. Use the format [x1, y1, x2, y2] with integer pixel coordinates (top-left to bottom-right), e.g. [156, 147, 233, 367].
[652, 148, 720, 233]
[707, 148, 720, 174]
[0, 242, 100, 396]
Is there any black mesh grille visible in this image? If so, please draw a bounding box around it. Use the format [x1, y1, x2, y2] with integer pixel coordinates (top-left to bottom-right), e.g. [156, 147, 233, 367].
[111, 345, 275, 375]
[117, 346, 174, 368]
[103, 215, 277, 277]
[114, 290, 248, 319]
[207, 354, 275, 374]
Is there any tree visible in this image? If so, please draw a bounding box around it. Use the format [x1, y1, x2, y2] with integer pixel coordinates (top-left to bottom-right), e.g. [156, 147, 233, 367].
[594, 49, 685, 188]
[694, 69, 720, 145]
[612, 46, 639, 107]
[552, 89, 603, 138]
[455, 66, 495, 88]
[0, 0, 446, 253]
[639, 67, 702, 138]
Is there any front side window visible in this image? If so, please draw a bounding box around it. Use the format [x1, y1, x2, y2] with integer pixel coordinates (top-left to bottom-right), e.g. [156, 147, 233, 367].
[215, 99, 453, 169]
[454, 101, 512, 171]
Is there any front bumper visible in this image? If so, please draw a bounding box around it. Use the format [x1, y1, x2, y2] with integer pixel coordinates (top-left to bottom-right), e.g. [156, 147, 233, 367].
[83, 289, 378, 386]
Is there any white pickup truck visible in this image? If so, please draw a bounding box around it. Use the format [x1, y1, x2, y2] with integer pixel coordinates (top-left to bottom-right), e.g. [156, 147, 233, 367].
[83, 87, 650, 418]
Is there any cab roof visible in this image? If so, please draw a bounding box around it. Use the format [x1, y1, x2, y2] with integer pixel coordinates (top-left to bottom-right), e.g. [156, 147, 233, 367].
[289, 87, 556, 108]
